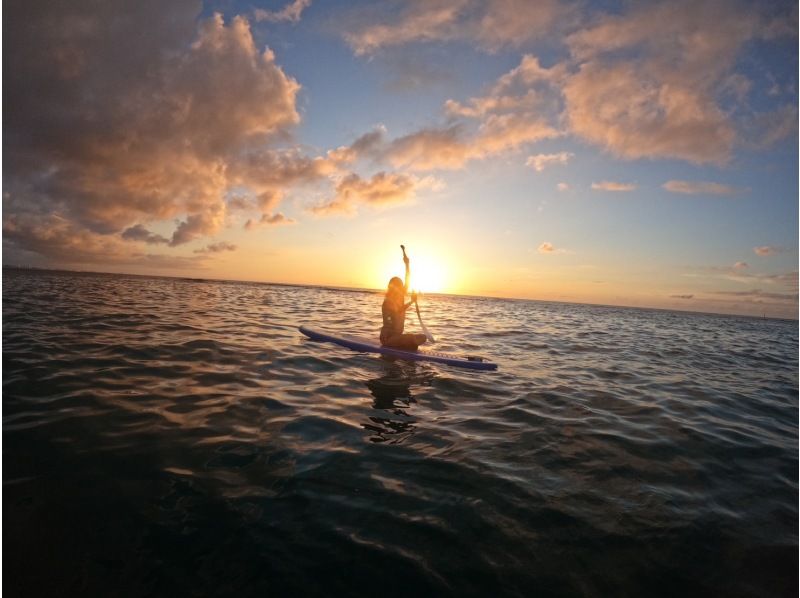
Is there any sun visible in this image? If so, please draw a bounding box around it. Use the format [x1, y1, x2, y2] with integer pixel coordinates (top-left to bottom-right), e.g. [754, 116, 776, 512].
[410, 259, 447, 293]
[376, 248, 450, 294]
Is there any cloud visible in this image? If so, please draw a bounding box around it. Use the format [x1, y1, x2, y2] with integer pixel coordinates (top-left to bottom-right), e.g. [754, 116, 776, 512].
[699, 265, 798, 288]
[4, 3, 305, 263]
[563, 61, 736, 165]
[344, 1, 795, 170]
[230, 149, 336, 199]
[121, 224, 169, 245]
[475, 113, 560, 154]
[343, 0, 572, 55]
[591, 181, 637, 192]
[170, 203, 226, 246]
[537, 241, 571, 255]
[344, 0, 468, 56]
[194, 242, 237, 254]
[560, 0, 797, 164]
[347, 0, 793, 174]
[311, 172, 437, 216]
[753, 245, 787, 256]
[384, 126, 473, 171]
[325, 127, 388, 165]
[254, 0, 311, 23]
[741, 104, 799, 148]
[444, 55, 567, 121]
[2, 211, 209, 270]
[670, 294, 694, 299]
[244, 212, 296, 230]
[380, 55, 457, 92]
[473, 0, 576, 51]
[663, 180, 743, 195]
[382, 113, 559, 172]
[711, 289, 798, 302]
[526, 152, 574, 172]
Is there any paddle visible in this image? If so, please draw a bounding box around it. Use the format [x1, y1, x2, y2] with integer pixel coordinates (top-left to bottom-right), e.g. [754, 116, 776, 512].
[414, 297, 436, 344]
[401, 245, 436, 344]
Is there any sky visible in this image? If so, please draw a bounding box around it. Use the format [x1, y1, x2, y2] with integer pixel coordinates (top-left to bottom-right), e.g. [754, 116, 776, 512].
[3, 0, 798, 318]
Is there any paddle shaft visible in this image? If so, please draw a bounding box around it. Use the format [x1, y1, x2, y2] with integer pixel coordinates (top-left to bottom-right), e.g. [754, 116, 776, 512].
[401, 244, 435, 343]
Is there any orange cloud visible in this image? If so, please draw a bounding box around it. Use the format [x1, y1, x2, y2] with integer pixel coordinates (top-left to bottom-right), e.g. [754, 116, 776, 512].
[753, 245, 788, 257]
[311, 172, 436, 216]
[344, 1, 794, 171]
[591, 181, 637, 192]
[559, 0, 790, 164]
[385, 126, 473, 171]
[537, 241, 571, 255]
[474, 0, 575, 51]
[344, 0, 469, 56]
[526, 152, 574, 172]
[475, 113, 560, 154]
[563, 61, 735, 165]
[343, 0, 573, 55]
[663, 180, 743, 195]
[254, 0, 311, 23]
[383, 115, 559, 172]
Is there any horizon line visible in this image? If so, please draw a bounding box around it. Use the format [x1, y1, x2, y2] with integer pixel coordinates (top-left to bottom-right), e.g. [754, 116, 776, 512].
[3, 263, 796, 322]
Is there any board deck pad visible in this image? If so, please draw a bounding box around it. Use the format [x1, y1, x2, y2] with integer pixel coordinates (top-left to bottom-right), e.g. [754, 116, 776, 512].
[299, 326, 498, 371]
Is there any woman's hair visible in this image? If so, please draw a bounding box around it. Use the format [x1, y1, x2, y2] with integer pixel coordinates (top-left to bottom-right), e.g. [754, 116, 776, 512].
[386, 276, 403, 296]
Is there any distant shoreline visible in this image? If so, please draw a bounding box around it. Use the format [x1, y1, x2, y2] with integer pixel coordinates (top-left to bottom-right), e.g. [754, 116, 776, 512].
[3, 264, 796, 322]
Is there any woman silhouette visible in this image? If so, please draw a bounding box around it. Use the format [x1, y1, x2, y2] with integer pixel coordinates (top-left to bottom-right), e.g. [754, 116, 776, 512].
[379, 246, 427, 351]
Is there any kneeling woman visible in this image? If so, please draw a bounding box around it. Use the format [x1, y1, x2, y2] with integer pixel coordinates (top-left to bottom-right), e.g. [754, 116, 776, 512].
[380, 249, 427, 351]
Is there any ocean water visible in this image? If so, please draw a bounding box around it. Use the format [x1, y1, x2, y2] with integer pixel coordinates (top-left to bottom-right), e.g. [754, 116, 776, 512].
[3, 268, 797, 597]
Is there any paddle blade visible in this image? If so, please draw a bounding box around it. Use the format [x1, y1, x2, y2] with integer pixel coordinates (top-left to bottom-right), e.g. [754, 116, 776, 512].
[414, 298, 435, 344]
[421, 322, 435, 344]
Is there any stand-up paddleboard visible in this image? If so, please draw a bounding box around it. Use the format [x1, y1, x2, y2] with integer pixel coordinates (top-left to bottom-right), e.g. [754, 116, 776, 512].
[299, 326, 498, 371]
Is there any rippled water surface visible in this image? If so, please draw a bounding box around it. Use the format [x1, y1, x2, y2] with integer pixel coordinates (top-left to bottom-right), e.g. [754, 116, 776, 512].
[4, 269, 798, 597]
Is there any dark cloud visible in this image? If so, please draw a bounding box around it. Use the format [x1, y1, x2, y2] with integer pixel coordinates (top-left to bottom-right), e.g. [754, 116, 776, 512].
[3, 211, 209, 269]
[121, 225, 169, 245]
[194, 242, 238, 254]
[244, 213, 296, 230]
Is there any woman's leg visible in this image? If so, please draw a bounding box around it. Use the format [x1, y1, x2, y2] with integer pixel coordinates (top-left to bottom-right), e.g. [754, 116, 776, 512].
[384, 333, 427, 351]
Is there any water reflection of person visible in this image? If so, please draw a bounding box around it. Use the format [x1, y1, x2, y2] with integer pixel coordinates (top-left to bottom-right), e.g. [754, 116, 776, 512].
[364, 362, 431, 443]
[380, 247, 427, 351]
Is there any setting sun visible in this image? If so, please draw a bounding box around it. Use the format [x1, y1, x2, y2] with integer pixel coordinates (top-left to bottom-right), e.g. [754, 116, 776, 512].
[373, 247, 451, 294]
[409, 259, 447, 293]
